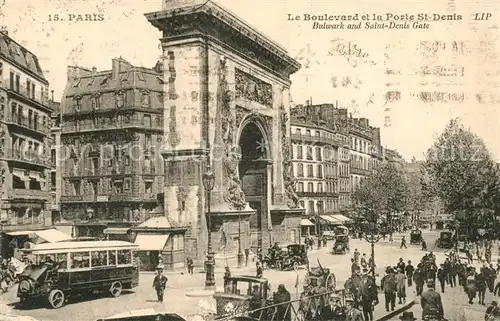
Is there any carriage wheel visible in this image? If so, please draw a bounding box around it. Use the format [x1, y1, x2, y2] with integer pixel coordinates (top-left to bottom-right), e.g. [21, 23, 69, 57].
[326, 273, 336, 291]
[48, 289, 65, 309]
[110, 281, 123, 298]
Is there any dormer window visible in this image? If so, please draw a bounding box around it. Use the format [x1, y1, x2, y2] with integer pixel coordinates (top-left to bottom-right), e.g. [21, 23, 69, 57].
[74, 96, 82, 111]
[116, 91, 125, 109]
[92, 93, 101, 110]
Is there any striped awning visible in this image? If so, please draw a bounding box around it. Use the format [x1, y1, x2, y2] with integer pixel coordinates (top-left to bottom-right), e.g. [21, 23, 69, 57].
[300, 219, 314, 226]
[318, 215, 343, 225]
[331, 214, 353, 223]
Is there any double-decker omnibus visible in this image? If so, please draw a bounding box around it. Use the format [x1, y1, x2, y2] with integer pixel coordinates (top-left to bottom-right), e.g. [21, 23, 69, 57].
[17, 240, 139, 309]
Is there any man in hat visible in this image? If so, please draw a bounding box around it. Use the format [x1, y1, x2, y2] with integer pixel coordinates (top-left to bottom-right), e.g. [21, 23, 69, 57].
[273, 284, 291, 321]
[420, 279, 444, 320]
[256, 261, 263, 278]
[396, 268, 407, 304]
[223, 266, 231, 293]
[345, 298, 364, 321]
[399, 311, 417, 321]
[405, 260, 414, 287]
[437, 264, 447, 293]
[152, 266, 168, 303]
[414, 264, 425, 296]
[476, 266, 487, 305]
[381, 267, 397, 312]
[486, 301, 500, 321]
[397, 258, 406, 272]
[326, 294, 346, 321]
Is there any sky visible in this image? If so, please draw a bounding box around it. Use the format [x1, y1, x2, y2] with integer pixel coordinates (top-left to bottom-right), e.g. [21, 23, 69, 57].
[0, 0, 499, 161]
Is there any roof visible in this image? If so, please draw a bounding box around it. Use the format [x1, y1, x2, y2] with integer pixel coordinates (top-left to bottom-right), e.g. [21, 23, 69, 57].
[229, 276, 269, 283]
[0, 32, 47, 83]
[22, 240, 137, 252]
[64, 60, 162, 97]
[137, 216, 181, 229]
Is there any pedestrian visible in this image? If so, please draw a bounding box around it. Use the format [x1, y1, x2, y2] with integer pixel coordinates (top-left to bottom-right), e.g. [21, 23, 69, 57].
[322, 235, 327, 247]
[448, 261, 457, 288]
[345, 299, 364, 321]
[437, 264, 446, 293]
[186, 257, 194, 274]
[273, 284, 291, 321]
[152, 265, 168, 303]
[486, 301, 500, 321]
[466, 267, 477, 304]
[420, 279, 444, 320]
[351, 258, 359, 277]
[414, 265, 425, 296]
[360, 254, 368, 270]
[256, 261, 263, 278]
[405, 260, 414, 287]
[421, 239, 427, 251]
[396, 268, 407, 304]
[354, 249, 360, 264]
[397, 258, 405, 272]
[381, 267, 397, 312]
[400, 236, 407, 249]
[476, 267, 487, 305]
[488, 264, 496, 292]
[359, 292, 374, 321]
[322, 294, 345, 321]
[244, 249, 250, 267]
[223, 266, 231, 292]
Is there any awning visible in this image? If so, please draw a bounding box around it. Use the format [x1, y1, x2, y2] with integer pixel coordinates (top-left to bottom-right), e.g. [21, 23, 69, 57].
[300, 219, 315, 226]
[134, 234, 169, 251]
[13, 169, 28, 180]
[6, 230, 35, 236]
[29, 172, 41, 180]
[32, 229, 73, 243]
[318, 215, 343, 225]
[331, 214, 353, 223]
[104, 227, 131, 235]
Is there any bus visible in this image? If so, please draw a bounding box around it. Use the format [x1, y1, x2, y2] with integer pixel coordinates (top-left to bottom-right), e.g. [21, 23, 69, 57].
[17, 240, 139, 309]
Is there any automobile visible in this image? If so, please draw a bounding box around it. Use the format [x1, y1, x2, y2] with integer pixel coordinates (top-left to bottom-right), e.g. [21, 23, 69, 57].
[17, 240, 139, 309]
[435, 231, 454, 249]
[410, 229, 422, 245]
[213, 276, 271, 319]
[332, 235, 349, 255]
[281, 244, 308, 270]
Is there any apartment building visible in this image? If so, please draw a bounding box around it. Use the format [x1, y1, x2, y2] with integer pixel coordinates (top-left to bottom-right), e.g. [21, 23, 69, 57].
[49, 95, 61, 224]
[59, 58, 165, 238]
[0, 29, 53, 234]
[349, 117, 374, 192]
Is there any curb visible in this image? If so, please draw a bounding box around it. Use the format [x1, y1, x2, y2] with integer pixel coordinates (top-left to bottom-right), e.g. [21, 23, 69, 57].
[375, 298, 416, 321]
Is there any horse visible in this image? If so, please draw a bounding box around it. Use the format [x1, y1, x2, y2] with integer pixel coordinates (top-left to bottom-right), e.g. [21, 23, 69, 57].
[344, 273, 379, 307]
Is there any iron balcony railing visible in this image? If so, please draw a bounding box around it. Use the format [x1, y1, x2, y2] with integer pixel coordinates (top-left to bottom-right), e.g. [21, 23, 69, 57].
[61, 193, 158, 202]
[12, 188, 50, 198]
[5, 82, 50, 107]
[296, 191, 338, 197]
[4, 114, 50, 135]
[350, 167, 372, 176]
[3, 148, 50, 166]
[61, 119, 163, 133]
[290, 134, 343, 147]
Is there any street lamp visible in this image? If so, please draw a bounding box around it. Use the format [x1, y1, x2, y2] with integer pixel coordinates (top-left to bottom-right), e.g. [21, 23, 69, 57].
[237, 214, 244, 268]
[202, 165, 215, 290]
[362, 210, 382, 278]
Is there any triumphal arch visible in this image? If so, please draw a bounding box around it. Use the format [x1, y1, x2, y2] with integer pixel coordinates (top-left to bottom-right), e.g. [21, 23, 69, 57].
[146, 0, 303, 261]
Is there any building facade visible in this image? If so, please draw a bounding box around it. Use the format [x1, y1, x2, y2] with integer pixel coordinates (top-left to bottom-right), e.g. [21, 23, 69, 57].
[58, 59, 165, 238]
[0, 29, 52, 235]
[349, 117, 373, 192]
[146, 0, 303, 262]
[49, 95, 61, 225]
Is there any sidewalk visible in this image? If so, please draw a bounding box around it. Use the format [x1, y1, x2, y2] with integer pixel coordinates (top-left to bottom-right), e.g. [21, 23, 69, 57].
[373, 292, 416, 321]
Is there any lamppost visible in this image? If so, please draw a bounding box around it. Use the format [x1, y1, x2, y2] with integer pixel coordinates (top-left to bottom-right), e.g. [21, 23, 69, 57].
[362, 209, 382, 278]
[202, 165, 215, 290]
[237, 214, 244, 268]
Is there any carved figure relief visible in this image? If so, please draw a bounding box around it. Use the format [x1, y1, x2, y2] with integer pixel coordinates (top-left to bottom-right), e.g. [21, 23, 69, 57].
[166, 51, 180, 148]
[218, 58, 247, 210]
[280, 104, 300, 208]
[176, 186, 188, 222]
[235, 69, 273, 108]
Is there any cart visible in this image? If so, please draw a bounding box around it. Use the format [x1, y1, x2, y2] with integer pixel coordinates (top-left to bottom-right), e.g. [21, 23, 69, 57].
[435, 231, 454, 249]
[332, 235, 349, 254]
[410, 229, 422, 245]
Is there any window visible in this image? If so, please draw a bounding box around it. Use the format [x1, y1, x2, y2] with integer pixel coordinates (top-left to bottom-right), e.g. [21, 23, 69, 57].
[308, 201, 315, 214]
[307, 164, 313, 177]
[143, 114, 152, 127]
[92, 94, 101, 110]
[56, 253, 68, 269]
[317, 182, 323, 193]
[295, 128, 301, 135]
[297, 182, 304, 192]
[307, 182, 314, 192]
[141, 92, 150, 107]
[91, 251, 108, 267]
[116, 91, 125, 108]
[306, 129, 311, 136]
[297, 164, 303, 177]
[27, 80, 31, 97]
[117, 250, 131, 265]
[15, 75, 20, 92]
[74, 96, 81, 111]
[70, 252, 90, 268]
[109, 250, 117, 265]
[296, 146, 303, 159]
[124, 179, 131, 191]
[307, 147, 313, 160]
[315, 147, 322, 161]
[315, 131, 320, 137]
[317, 165, 323, 178]
[9, 71, 14, 90]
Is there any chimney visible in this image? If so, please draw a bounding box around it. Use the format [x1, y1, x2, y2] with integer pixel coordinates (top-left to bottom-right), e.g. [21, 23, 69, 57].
[51, 90, 54, 102]
[92, 66, 97, 74]
[0, 26, 8, 36]
[305, 100, 310, 106]
[112, 57, 131, 79]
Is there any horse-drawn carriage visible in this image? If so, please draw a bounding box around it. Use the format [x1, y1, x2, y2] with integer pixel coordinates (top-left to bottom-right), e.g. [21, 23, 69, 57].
[332, 235, 349, 255]
[303, 261, 336, 292]
[262, 244, 308, 271]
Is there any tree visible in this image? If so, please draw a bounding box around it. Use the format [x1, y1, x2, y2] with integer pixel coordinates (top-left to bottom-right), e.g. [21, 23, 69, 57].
[422, 119, 498, 236]
[353, 161, 410, 236]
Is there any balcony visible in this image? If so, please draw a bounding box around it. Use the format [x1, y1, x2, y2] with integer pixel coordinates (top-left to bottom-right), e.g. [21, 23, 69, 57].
[351, 167, 372, 176]
[291, 134, 343, 147]
[3, 149, 50, 167]
[4, 114, 49, 135]
[11, 188, 50, 199]
[5, 83, 51, 111]
[62, 119, 163, 134]
[297, 191, 338, 198]
[61, 193, 158, 203]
